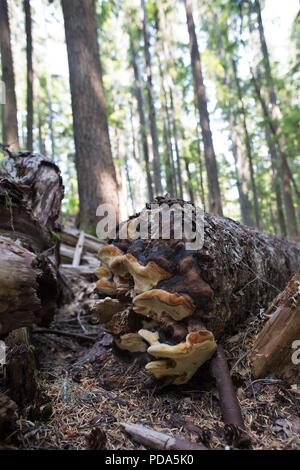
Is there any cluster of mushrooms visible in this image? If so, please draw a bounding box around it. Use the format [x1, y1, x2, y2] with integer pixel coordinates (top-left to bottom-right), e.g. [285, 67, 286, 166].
[92, 205, 217, 385]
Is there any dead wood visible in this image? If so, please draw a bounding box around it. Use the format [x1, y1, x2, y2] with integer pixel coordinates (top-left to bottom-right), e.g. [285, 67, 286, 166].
[0, 392, 17, 438]
[250, 270, 300, 384]
[0, 151, 64, 335]
[32, 328, 96, 342]
[121, 422, 208, 450]
[5, 328, 37, 406]
[210, 345, 251, 447]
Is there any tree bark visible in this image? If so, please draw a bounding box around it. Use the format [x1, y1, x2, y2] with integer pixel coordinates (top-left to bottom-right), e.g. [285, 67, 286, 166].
[129, 35, 153, 201]
[141, 0, 162, 195]
[24, 0, 33, 151]
[62, 0, 119, 231]
[184, 0, 222, 216]
[0, 0, 19, 150]
[0, 151, 64, 336]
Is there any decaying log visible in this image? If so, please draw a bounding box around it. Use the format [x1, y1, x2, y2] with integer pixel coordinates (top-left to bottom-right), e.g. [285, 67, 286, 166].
[0, 151, 64, 335]
[61, 225, 104, 254]
[121, 422, 208, 450]
[94, 197, 300, 385]
[5, 328, 37, 406]
[250, 270, 300, 384]
[210, 345, 251, 447]
[0, 392, 17, 438]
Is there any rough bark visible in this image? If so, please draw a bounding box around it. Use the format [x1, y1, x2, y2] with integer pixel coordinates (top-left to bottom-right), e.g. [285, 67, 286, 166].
[0, 151, 64, 335]
[0, 0, 19, 149]
[94, 196, 300, 384]
[141, 0, 162, 195]
[24, 0, 33, 151]
[129, 35, 153, 201]
[250, 269, 300, 384]
[184, 0, 222, 216]
[62, 0, 119, 231]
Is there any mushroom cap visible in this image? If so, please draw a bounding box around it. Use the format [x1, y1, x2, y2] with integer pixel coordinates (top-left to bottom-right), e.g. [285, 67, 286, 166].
[133, 289, 195, 321]
[115, 333, 148, 353]
[139, 328, 216, 384]
[110, 253, 172, 293]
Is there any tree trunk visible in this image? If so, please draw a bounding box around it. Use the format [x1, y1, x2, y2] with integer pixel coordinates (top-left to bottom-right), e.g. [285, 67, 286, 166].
[62, 0, 119, 231]
[183, 156, 195, 204]
[94, 196, 300, 384]
[129, 35, 153, 201]
[232, 59, 260, 229]
[0, 151, 64, 336]
[169, 89, 183, 199]
[217, 28, 254, 227]
[24, 0, 33, 151]
[250, 269, 300, 384]
[141, 0, 162, 195]
[251, 71, 298, 237]
[0, 0, 19, 150]
[153, 12, 177, 197]
[254, 0, 298, 237]
[184, 0, 222, 216]
[230, 112, 255, 227]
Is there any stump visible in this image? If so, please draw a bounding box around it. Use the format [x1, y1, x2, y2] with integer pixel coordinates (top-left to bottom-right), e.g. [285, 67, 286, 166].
[0, 151, 64, 335]
[0, 150, 64, 405]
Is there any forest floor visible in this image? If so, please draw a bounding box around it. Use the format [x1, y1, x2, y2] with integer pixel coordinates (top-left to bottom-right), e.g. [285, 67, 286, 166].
[5, 270, 300, 450]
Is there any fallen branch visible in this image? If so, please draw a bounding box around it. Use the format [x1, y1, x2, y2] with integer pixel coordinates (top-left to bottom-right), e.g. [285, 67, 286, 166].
[210, 345, 251, 447]
[120, 422, 208, 450]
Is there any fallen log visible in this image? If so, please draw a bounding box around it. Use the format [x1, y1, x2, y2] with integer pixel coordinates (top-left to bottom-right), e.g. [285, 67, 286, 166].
[250, 270, 300, 384]
[121, 422, 208, 450]
[61, 225, 104, 254]
[94, 196, 300, 384]
[0, 151, 64, 335]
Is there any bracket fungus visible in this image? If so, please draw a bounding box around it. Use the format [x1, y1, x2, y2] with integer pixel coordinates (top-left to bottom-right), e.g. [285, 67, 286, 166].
[93, 197, 300, 385]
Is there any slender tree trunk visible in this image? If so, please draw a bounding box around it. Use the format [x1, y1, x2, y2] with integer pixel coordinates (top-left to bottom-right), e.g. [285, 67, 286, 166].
[38, 112, 46, 155]
[217, 26, 254, 226]
[62, 0, 119, 231]
[251, 71, 297, 237]
[155, 37, 176, 196]
[183, 156, 195, 203]
[254, 0, 298, 237]
[24, 0, 33, 151]
[0, 0, 19, 149]
[194, 115, 206, 209]
[169, 89, 183, 199]
[141, 0, 162, 195]
[230, 111, 255, 227]
[264, 123, 286, 235]
[129, 35, 153, 200]
[232, 58, 260, 228]
[184, 0, 222, 215]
